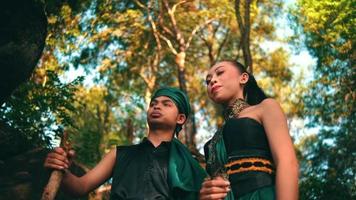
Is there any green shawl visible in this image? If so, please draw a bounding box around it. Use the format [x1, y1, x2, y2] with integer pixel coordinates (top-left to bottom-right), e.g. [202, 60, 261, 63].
[168, 138, 207, 199]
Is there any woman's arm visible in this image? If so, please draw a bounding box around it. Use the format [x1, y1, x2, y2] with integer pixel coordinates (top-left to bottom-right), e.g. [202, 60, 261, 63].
[261, 98, 299, 200]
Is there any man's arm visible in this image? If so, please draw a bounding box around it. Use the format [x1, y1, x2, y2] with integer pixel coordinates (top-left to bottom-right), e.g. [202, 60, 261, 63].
[44, 147, 117, 197]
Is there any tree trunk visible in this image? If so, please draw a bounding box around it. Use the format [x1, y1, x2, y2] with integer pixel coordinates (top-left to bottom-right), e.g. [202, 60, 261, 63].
[175, 52, 187, 92]
[175, 52, 196, 148]
[235, 0, 253, 73]
[125, 118, 134, 143]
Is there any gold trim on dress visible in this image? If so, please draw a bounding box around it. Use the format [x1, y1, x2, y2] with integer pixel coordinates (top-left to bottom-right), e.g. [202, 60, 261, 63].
[225, 157, 274, 175]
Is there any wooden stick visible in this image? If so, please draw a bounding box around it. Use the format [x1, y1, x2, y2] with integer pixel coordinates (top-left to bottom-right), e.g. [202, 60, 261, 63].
[41, 131, 70, 200]
[41, 170, 64, 200]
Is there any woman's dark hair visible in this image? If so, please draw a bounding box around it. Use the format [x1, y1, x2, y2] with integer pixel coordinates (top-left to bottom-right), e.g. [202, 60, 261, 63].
[219, 60, 267, 105]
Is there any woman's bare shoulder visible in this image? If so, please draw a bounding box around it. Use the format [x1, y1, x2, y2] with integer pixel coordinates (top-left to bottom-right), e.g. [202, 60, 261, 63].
[261, 98, 279, 104]
[257, 98, 283, 114]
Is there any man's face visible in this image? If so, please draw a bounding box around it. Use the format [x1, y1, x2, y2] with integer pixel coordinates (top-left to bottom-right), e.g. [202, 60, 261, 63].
[147, 96, 186, 130]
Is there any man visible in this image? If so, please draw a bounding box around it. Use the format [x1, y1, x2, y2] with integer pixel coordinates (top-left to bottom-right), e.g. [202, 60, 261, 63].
[44, 87, 207, 199]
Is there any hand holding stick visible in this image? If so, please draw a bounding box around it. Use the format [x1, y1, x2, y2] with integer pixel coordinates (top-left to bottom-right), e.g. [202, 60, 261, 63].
[41, 131, 71, 200]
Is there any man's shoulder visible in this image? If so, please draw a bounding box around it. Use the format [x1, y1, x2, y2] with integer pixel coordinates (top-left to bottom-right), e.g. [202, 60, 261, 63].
[116, 143, 141, 152]
[112, 145, 135, 167]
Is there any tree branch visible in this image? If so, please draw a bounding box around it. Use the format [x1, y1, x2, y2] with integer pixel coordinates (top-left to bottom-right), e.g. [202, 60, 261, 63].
[244, 0, 253, 72]
[235, 0, 245, 36]
[163, 0, 186, 49]
[172, 0, 188, 14]
[158, 33, 178, 55]
[216, 28, 231, 61]
[186, 18, 216, 50]
[158, 14, 175, 37]
[212, 21, 222, 36]
[133, 0, 145, 8]
[147, 0, 162, 51]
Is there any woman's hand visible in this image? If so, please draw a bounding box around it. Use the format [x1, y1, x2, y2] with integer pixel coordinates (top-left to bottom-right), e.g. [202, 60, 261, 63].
[44, 147, 75, 170]
[200, 176, 230, 200]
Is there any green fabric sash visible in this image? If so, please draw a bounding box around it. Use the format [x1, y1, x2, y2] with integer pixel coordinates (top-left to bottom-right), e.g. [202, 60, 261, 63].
[168, 138, 207, 200]
[214, 135, 235, 200]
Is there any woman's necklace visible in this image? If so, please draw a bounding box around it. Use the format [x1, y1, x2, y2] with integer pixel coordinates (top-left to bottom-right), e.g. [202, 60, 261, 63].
[206, 98, 250, 179]
[224, 98, 250, 120]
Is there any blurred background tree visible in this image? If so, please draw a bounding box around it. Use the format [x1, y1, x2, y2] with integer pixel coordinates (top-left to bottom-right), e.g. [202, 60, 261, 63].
[0, 0, 354, 199]
[290, 0, 355, 199]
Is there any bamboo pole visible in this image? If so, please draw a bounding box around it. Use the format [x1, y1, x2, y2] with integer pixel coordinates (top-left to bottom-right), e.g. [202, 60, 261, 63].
[41, 131, 70, 200]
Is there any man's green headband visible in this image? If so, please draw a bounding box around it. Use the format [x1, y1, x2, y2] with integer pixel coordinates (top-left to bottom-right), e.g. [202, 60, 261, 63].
[151, 87, 191, 134]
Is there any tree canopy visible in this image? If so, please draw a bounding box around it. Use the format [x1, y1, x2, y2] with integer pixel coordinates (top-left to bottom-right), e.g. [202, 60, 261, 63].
[291, 0, 355, 198]
[0, 0, 354, 198]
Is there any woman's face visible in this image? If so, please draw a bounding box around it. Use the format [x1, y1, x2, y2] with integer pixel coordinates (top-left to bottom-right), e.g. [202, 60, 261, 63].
[206, 61, 248, 105]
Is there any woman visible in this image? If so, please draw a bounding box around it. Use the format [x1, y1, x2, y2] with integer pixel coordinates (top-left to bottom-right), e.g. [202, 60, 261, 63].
[199, 60, 299, 200]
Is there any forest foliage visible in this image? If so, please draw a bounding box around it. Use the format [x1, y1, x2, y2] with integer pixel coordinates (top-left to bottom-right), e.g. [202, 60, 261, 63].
[0, 0, 354, 198]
